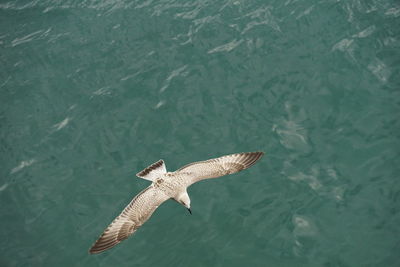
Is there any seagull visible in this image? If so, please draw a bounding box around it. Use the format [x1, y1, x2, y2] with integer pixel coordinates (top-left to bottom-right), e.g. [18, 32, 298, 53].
[89, 151, 264, 254]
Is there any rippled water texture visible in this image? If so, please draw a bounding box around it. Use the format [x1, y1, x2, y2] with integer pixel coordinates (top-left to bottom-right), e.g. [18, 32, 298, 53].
[1, 0, 399, 266]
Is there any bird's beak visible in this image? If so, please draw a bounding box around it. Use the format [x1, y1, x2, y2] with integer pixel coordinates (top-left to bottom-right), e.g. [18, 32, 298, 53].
[187, 208, 192, 215]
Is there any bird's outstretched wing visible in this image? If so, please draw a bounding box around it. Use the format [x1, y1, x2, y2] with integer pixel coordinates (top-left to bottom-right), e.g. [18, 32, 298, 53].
[89, 186, 169, 254]
[177, 152, 264, 186]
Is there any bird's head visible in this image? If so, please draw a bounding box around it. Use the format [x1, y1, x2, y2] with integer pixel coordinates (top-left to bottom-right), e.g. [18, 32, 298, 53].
[177, 191, 191, 215]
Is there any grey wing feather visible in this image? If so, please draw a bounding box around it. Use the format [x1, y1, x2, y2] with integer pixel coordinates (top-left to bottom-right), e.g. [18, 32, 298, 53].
[177, 152, 264, 186]
[89, 186, 169, 254]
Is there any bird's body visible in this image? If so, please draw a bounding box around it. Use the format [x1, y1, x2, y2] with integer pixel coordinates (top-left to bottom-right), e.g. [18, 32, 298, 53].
[151, 174, 187, 198]
[89, 152, 264, 254]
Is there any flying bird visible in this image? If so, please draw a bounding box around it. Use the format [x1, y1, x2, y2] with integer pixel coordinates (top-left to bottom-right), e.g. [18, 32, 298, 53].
[89, 151, 264, 254]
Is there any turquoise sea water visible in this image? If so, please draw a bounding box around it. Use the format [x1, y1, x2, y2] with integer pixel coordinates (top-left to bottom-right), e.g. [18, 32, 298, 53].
[1, 0, 400, 266]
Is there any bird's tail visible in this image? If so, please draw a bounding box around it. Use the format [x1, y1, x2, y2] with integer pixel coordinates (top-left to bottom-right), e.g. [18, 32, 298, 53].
[136, 160, 167, 181]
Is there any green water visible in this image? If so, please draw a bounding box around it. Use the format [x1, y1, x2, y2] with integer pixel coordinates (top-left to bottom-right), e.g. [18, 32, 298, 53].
[1, 0, 400, 266]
